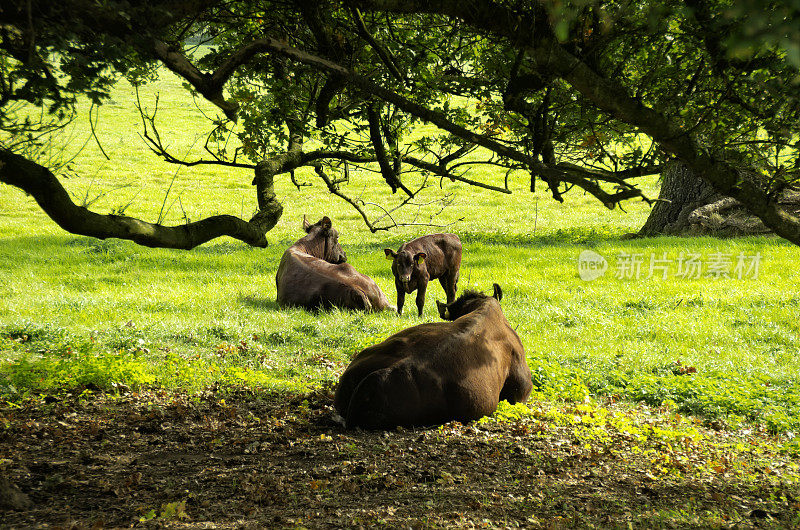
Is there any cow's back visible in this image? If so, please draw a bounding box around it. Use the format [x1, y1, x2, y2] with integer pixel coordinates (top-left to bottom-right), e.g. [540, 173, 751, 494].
[335, 326, 442, 415]
[276, 247, 391, 311]
[336, 308, 523, 428]
[406, 233, 461, 277]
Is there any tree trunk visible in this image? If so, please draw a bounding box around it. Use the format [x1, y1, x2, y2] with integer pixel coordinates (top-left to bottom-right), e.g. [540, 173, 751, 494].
[249, 162, 284, 234]
[639, 162, 800, 237]
[638, 162, 719, 236]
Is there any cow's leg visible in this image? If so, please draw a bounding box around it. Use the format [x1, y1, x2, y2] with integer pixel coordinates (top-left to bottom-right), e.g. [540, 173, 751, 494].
[415, 280, 427, 316]
[438, 277, 448, 300]
[395, 280, 406, 315]
[345, 370, 392, 430]
[439, 272, 457, 304]
[344, 287, 371, 312]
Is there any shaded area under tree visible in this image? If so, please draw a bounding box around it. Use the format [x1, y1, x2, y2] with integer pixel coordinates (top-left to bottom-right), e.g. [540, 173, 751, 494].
[1, 387, 798, 527]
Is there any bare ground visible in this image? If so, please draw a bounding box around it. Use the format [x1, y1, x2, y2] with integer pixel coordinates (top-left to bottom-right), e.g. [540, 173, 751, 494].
[1, 385, 799, 529]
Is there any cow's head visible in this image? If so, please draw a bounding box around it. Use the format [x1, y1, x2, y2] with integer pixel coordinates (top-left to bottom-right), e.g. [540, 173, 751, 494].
[437, 283, 502, 321]
[384, 247, 427, 286]
[302, 215, 347, 264]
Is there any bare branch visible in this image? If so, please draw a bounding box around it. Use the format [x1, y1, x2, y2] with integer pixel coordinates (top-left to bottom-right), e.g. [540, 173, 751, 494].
[313, 164, 380, 231]
[438, 143, 477, 166]
[88, 103, 110, 161]
[135, 89, 257, 170]
[404, 155, 512, 194]
[313, 164, 458, 232]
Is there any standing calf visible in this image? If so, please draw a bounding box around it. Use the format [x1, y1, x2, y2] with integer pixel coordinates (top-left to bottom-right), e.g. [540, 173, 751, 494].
[334, 283, 532, 429]
[384, 233, 462, 316]
[276, 216, 393, 312]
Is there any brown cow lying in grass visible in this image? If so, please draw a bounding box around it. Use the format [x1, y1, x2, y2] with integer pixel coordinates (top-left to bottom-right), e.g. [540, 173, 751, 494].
[384, 233, 462, 316]
[276, 216, 394, 312]
[334, 284, 532, 429]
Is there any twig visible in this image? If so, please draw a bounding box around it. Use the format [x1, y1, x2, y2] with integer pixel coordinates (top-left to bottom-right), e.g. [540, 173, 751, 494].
[314, 164, 379, 231]
[84, 183, 132, 209]
[290, 170, 311, 189]
[113, 187, 142, 216]
[405, 155, 512, 194]
[351, 7, 405, 83]
[135, 87, 256, 170]
[88, 103, 110, 161]
[157, 168, 180, 225]
[157, 140, 198, 224]
[314, 165, 459, 232]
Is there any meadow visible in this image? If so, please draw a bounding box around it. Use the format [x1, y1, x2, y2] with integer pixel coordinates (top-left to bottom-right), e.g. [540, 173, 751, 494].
[1, 68, 799, 439]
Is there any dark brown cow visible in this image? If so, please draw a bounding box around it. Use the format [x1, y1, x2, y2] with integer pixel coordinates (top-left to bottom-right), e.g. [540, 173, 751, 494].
[384, 233, 462, 316]
[334, 284, 532, 429]
[276, 216, 394, 312]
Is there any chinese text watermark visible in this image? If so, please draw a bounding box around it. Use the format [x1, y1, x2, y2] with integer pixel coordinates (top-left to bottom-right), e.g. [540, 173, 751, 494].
[579, 250, 761, 281]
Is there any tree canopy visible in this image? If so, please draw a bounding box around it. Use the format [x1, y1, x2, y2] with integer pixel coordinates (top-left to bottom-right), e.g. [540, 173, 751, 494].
[1, 0, 799, 247]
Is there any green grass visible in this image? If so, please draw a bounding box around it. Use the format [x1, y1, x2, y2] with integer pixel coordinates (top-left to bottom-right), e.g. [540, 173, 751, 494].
[1, 69, 799, 435]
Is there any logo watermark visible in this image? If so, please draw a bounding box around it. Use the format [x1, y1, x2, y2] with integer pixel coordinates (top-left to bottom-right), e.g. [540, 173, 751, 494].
[578, 250, 762, 280]
[578, 250, 609, 281]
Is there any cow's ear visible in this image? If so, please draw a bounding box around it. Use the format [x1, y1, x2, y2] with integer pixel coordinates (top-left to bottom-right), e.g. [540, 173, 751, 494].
[436, 300, 449, 320]
[414, 252, 427, 265]
[320, 216, 332, 232]
[492, 283, 503, 302]
[384, 249, 397, 260]
[302, 215, 312, 232]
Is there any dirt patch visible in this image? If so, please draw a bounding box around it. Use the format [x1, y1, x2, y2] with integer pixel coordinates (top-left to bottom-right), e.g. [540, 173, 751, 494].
[1, 386, 799, 528]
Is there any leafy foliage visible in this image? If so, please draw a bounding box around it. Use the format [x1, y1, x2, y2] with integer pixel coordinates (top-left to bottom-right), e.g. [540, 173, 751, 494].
[2, 0, 800, 243]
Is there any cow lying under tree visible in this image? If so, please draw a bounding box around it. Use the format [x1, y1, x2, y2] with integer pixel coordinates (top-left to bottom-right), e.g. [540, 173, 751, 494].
[276, 216, 394, 312]
[334, 283, 532, 429]
[384, 233, 462, 316]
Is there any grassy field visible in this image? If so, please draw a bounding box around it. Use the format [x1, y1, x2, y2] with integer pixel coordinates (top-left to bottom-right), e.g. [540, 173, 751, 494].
[1, 69, 799, 439]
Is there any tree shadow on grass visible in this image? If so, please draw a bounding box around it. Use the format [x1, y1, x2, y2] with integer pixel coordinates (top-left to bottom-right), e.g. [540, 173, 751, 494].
[240, 295, 280, 311]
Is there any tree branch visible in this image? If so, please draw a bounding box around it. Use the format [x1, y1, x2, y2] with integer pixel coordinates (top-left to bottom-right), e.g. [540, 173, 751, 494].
[313, 164, 381, 231]
[0, 149, 268, 249]
[351, 7, 405, 83]
[316, 75, 346, 128]
[146, 7, 792, 234]
[151, 39, 239, 121]
[350, 0, 800, 244]
[403, 155, 511, 194]
[367, 103, 412, 196]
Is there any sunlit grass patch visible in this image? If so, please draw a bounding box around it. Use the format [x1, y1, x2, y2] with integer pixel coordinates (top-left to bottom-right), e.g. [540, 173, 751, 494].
[1, 68, 799, 438]
[481, 397, 800, 489]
